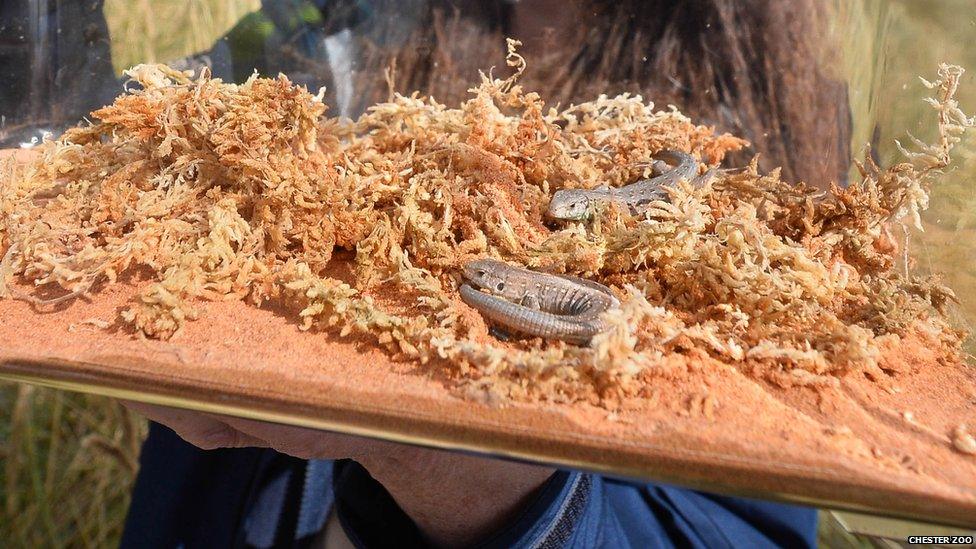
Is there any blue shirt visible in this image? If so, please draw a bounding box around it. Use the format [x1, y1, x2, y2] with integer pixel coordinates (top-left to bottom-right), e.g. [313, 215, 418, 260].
[121, 422, 817, 548]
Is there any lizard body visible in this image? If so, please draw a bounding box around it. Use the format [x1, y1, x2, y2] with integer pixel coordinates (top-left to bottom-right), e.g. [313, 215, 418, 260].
[546, 149, 701, 220]
[459, 258, 619, 344]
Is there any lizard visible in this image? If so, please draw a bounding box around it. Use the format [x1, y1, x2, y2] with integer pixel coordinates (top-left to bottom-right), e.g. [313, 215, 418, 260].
[546, 149, 706, 221]
[458, 258, 620, 344]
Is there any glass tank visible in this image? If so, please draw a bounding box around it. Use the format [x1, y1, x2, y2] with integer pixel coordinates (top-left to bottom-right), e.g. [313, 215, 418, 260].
[3, 0, 974, 352]
[2, 0, 976, 536]
[2, 1, 974, 304]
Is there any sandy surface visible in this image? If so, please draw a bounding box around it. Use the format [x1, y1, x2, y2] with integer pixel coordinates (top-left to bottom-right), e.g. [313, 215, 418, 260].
[3, 147, 976, 526]
[0, 278, 974, 526]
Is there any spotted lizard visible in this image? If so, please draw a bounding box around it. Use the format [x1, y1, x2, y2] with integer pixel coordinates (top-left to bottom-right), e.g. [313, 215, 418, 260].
[459, 258, 619, 344]
[546, 149, 707, 220]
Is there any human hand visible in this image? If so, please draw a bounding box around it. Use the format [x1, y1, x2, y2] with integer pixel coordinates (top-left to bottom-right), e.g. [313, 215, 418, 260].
[123, 402, 555, 547]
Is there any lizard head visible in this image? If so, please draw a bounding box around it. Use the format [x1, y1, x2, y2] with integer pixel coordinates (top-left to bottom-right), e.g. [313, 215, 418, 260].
[461, 258, 513, 295]
[546, 189, 592, 221]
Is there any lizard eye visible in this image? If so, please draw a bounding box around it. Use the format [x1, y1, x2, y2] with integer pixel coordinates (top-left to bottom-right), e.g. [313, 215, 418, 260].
[477, 269, 486, 278]
[495, 282, 505, 291]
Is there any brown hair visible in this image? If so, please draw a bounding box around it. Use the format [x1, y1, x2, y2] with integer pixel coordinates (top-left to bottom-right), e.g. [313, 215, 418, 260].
[336, 0, 851, 187]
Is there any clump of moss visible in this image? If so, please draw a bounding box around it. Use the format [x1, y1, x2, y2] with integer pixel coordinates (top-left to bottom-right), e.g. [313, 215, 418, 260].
[0, 43, 970, 402]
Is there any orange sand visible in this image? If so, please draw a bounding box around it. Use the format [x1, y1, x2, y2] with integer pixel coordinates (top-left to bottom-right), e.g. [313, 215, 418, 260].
[2, 148, 975, 527]
[0, 278, 974, 527]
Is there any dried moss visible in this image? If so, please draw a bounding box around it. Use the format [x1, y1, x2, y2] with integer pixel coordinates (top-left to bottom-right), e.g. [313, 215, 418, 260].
[0, 48, 970, 402]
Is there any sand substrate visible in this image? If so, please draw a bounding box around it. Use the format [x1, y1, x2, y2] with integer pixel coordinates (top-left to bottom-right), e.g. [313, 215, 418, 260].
[1, 277, 974, 528]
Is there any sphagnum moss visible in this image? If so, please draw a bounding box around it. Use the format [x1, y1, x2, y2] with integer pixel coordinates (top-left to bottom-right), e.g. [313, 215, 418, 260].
[0, 43, 971, 403]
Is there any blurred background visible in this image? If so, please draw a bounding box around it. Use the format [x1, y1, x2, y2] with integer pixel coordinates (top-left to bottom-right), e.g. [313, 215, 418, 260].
[0, 0, 973, 545]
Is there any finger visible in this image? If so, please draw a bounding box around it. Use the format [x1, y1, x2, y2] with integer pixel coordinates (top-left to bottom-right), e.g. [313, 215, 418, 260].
[122, 401, 269, 450]
[218, 415, 387, 460]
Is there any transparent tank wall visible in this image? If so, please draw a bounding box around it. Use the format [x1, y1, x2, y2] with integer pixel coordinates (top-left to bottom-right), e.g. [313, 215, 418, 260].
[1, 0, 974, 349]
[844, 0, 976, 353]
[869, 1, 976, 352]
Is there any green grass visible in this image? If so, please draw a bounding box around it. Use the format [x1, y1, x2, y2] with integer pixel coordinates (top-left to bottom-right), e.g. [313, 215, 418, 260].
[104, 0, 260, 73]
[1, 1, 973, 547]
[0, 385, 145, 547]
